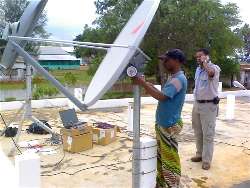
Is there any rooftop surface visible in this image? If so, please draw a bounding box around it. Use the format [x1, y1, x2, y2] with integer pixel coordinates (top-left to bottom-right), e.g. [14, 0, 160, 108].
[39, 46, 70, 55]
[38, 46, 78, 61]
[0, 98, 250, 188]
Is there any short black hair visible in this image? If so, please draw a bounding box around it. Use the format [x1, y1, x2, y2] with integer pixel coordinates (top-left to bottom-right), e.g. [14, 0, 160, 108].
[165, 49, 186, 64]
[197, 48, 210, 55]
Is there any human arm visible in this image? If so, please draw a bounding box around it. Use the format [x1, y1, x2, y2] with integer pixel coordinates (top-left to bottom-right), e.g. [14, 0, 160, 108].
[201, 56, 215, 77]
[132, 76, 168, 101]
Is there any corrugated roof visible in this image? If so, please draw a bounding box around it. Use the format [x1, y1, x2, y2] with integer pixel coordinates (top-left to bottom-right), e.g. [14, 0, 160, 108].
[38, 46, 79, 61]
[13, 63, 25, 69]
[62, 47, 74, 53]
[39, 55, 78, 61]
[39, 46, 69, 55]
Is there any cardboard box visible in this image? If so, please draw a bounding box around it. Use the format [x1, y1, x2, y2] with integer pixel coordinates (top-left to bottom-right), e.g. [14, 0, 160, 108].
[60, 126, 93, 153]
[92, 125, 117, 146]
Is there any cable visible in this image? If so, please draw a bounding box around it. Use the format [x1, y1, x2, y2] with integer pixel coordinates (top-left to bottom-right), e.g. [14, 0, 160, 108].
[76, 153, 107, 158]
[214, 140, 250, 151]
[53, 149, 66, 166]
[243, 148, 250, 156]
[40, 143, 65, 167]
[41, 160, 131, 177]
[0, 112, 22, 154]
[42, 152, 133, 176]
[41, 135, 131, 169]
[179, 133, 250, 156]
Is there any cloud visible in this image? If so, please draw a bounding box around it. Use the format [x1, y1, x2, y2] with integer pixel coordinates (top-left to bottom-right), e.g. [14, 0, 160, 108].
[45, 0, 97, 40]
[45, 0, 250, 40]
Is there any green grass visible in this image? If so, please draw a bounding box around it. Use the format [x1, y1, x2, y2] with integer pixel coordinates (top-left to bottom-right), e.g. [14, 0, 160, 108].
[49, 69, 93, 85]
[102, 91, 133, 100]
[37, 69, 93, 85]
[0, 68, 155, 91]
[0, 81, 26, 90]
[0, 68, 157, 103]
[0, 69, 93, 90]
[4, 97, 17, 102]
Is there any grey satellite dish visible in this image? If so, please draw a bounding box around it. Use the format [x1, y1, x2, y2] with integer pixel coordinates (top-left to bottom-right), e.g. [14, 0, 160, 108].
[0, 0, 48, 71]
[83, 0, 160, 107]
[233, 81, 246, 90]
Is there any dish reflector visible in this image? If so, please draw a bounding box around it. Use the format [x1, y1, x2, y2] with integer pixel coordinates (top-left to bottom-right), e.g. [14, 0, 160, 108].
[84, 0, 160, 106]
[0, 0, 48, 71]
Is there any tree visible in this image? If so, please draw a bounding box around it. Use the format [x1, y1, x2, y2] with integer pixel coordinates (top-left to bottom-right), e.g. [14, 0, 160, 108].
[75, 0, 243, 84]
[0, 0, 49, 38]
[235, 24, 250, 56]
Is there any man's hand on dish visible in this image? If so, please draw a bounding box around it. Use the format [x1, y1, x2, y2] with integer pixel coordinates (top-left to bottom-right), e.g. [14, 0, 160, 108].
[132, 75, 167, 101]
[132, 75, 146, 86]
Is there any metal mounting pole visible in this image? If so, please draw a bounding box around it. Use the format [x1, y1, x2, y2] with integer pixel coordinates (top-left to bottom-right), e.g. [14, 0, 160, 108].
[11, 41, 87, 111]
[24, 63, 32, 118]
[132, 85, 141, 188]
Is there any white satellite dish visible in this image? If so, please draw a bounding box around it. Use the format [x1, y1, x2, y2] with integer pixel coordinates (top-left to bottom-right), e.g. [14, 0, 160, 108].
[0, 0, 48, 71]
[83, 0, 160, 107]
[233, 81, 246, 90]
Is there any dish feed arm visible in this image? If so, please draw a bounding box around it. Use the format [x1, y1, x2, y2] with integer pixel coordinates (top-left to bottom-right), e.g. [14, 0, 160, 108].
[11, 41, 87, 111]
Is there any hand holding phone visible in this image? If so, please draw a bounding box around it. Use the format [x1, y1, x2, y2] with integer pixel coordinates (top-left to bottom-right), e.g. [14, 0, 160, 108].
[201, 55, 209, 64]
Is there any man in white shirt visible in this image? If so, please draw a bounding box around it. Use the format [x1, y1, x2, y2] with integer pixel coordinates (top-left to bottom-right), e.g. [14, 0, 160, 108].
[191, 48, 221, 170]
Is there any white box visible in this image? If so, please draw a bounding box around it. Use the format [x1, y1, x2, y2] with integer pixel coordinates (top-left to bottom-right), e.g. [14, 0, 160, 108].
[15, 153, 40, 188]
[0, 148, 17, 188]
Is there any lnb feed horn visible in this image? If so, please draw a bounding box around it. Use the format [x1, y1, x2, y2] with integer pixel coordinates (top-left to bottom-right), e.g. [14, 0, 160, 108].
[0, 0, 48, 71]
[127, 66, 138, 78]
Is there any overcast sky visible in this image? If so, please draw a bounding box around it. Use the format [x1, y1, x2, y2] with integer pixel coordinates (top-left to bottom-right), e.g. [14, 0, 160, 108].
[45, 0, 250, 40]
[45, 0, 96, 40]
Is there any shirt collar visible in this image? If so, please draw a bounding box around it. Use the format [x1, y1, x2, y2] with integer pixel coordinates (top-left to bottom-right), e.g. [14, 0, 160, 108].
[172, 70, 183, 78]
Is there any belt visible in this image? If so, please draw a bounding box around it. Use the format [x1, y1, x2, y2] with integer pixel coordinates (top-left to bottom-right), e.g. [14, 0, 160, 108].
[197, 99, 214, 103]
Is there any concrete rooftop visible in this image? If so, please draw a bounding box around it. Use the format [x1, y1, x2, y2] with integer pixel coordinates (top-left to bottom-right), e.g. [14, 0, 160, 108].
[0, 98, 250, 188]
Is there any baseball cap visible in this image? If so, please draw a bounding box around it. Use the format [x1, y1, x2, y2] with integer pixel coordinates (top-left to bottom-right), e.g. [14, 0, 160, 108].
[158, 49, 186, 64]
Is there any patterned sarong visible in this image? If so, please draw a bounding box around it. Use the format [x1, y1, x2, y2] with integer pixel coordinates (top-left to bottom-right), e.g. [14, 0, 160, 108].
[155, 120, 183, 188]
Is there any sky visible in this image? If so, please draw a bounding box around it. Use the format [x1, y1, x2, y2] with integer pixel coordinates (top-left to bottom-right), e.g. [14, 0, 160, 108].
[45, 0, 250, 40]
[45, 0, 96, 40]
[221, 0, 250, 24]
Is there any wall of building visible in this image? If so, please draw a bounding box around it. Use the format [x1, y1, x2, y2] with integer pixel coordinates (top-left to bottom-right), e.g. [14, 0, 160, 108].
[0, 69, 25, 81]
[240, 64, 250, 88]
[39, 60, 80, 70]
[1, 90, 249, 111]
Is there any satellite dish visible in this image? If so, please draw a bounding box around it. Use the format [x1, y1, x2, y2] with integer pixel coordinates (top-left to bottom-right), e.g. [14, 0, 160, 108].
[233, 81, 246, 90]
[83, 0, 160, 107]
[0, 0, 48, 71]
